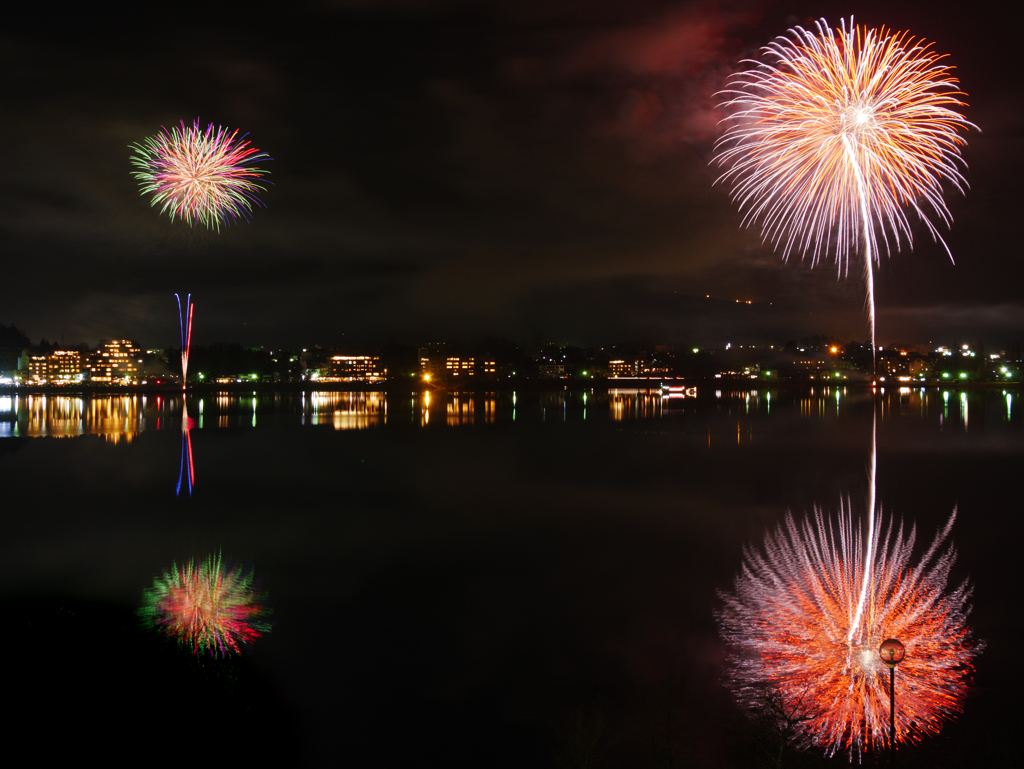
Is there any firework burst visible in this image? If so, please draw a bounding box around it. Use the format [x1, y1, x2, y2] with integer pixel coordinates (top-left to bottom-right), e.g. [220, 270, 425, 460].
[140, 553, 270, 657]
[130, 119, 271, 230]
[714, 18, 975, 354]
[717, 501, 982, 757]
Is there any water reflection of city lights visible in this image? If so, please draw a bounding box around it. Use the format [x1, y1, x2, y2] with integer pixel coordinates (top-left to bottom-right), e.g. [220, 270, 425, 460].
[660, 385, 697, 400]
[306, 391, 386, 430]
[3, 387, 1015, 437]
[13, 394, 146, 440]
[609, 389, 663, 421]
[333, 393, 385, 430]
[447, 395, 474, 426]
[539, 392, 568, 422]
[0, 396, 13, 438]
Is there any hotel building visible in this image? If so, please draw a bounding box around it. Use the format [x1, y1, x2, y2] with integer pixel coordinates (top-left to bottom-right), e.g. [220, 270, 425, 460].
[324, 355, 386, 383]
[88, 340, 141, 384]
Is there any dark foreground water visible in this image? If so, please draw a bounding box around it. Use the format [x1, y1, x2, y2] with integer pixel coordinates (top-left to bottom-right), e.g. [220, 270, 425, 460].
[1, 387, 1021, 767]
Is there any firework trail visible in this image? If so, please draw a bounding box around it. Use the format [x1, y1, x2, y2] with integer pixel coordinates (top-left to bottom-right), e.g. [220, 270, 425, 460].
[140, 553, 270, 657]
[714, 18, 975, 360]
[175, 293, 193, 389]
[130, 119, 271, 230]
[717, 495, 982, 755]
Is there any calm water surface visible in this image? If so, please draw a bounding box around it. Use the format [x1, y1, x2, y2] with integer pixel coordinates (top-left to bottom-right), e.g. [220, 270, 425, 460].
[2, 387, 1021, 766]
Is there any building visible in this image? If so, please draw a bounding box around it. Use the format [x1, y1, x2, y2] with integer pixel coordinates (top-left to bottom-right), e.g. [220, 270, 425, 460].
[25, 350, 84, 384]
[325, 355, 385, 383]
[445, 356, 474, 378]
[609, 359, 637, 377]
[49, 350, 82, 382]
[538, 363, 565, 378]
[418, 346, 446, 382]
[639, 362, 670, 376]
[88, 340, 141, 384]
[28, 355, 48, 382]
[416, 348, 498, 383]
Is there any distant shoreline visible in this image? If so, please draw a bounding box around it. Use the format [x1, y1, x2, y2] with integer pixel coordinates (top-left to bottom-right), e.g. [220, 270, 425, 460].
[1, 378, 1019, 395]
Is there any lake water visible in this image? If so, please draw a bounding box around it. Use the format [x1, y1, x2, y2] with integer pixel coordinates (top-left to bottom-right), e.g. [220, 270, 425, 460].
[1, 386, 1020, 767]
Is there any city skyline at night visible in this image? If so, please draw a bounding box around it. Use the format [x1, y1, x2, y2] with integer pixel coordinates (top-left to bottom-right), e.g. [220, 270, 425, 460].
[3, 328, 1020, 387]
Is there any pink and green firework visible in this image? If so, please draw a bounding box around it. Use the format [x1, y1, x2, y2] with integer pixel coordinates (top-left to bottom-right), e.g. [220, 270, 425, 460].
[140, 553, 270, 657]
[130, 119, 271, 230]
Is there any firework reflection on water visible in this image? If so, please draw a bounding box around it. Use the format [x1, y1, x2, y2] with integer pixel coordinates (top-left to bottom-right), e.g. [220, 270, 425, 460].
[140, 553, 270, 657]
[717, 500, 982, 757]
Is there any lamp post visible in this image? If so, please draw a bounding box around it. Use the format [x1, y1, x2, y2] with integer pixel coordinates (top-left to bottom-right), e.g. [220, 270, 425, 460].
[879, 638, 905, 751]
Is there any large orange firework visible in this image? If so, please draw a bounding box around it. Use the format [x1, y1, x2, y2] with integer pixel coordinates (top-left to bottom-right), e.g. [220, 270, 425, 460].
[714, 18, 975, 353]
[717, 501, 982, 757]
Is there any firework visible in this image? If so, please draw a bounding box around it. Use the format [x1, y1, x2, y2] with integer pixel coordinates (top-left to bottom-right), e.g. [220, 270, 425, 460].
[140, 553, 270, 657]
[714, 18, 975, 354]
[717, 500, 981, 757]
[130, 119, 271, 230]
[175, 293, 193, 388]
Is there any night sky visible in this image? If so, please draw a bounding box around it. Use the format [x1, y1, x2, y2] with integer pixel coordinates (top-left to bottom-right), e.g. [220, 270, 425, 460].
[3, 0, 1021, 349]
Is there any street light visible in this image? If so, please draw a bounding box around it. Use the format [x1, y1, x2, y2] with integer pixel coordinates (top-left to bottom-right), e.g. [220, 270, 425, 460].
[879, 638, 905, 750]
